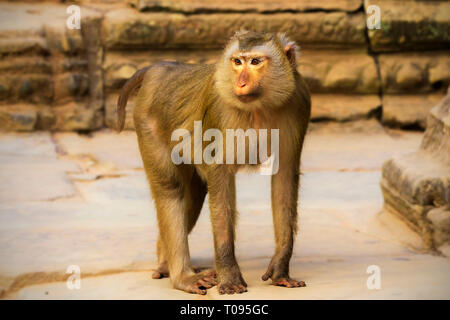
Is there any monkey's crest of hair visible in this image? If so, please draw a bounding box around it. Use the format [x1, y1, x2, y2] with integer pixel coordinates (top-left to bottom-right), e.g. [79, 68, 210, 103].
[214, 30, 300, 112]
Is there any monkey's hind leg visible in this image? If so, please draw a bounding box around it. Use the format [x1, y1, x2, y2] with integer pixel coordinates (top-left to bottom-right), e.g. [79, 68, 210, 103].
[151, 237, 169, 279]
[152, 171, 209, 280]
[152, 176, 216, 294]
[135, 119, 216, 294]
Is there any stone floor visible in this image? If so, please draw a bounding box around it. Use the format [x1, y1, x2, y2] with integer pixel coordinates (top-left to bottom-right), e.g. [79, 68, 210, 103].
[1, 120, 449, 299]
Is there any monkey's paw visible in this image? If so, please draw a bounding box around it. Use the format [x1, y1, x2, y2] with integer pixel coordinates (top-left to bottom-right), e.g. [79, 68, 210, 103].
[218, 279, 248, 295]
[152, 264, 169, 279]
[174, 270, 218, 295]
[272, 278, 306, 288]
[262, 268, 306, 288]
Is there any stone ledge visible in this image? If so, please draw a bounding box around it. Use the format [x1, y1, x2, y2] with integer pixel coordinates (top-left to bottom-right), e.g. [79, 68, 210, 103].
[102, 9, 366, 50]
[129, 0, 363, 13]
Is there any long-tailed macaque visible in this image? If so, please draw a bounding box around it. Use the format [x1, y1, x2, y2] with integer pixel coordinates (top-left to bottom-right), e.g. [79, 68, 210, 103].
[117, 30, 311, 295]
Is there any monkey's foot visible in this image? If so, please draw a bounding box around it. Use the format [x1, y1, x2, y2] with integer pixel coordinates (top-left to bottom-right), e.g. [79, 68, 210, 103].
[262, 267, 306, 288]
[174, 270, 218, 295]
[152, 265, 215, 280]
[152, 263, 169, 279]
[272, 277, 306, 288]
[218, 276, 248, 295]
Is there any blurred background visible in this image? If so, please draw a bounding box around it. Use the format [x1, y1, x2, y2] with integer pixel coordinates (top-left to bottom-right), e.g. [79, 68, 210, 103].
[0, 0, 448, 131]
[0, 0, 449, 300]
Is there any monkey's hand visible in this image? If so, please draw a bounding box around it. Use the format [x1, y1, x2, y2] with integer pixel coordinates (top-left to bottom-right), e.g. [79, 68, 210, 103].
[262, 264, 306, 288]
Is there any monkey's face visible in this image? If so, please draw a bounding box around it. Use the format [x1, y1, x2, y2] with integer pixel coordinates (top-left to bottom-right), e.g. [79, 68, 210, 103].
[215, 32, 298, 111]
[230, 52, 268, 103]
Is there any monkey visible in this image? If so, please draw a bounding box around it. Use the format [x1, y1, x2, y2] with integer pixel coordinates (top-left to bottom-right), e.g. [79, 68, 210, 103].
[117, 30, 311, 295]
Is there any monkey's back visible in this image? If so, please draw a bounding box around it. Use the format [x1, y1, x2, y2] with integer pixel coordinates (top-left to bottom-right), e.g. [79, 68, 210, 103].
[134, 62, 216, 134]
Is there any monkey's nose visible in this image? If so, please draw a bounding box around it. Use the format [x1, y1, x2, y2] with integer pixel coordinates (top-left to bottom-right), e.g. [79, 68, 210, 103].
[239, 83, 246, 88]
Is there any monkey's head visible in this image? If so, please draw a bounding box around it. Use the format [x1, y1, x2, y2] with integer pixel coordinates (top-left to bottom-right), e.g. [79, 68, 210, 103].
[215, 30, 299, 111]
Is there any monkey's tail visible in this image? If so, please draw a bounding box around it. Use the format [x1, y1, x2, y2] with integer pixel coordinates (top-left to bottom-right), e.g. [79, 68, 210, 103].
[116, 66, 151, 132]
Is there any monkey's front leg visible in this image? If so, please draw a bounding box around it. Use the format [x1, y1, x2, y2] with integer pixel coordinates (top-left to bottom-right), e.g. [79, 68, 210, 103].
[207, 169, 248, 294]
[262, 161, 306, 288]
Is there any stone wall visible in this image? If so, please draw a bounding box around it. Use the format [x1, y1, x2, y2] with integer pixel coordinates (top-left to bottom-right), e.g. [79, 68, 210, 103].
[0, 0, 448, 131]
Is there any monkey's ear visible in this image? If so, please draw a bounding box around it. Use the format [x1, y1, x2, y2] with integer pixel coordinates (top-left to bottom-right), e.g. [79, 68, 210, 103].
[284, 43, 297, 65]
[277, 33, 298, 66]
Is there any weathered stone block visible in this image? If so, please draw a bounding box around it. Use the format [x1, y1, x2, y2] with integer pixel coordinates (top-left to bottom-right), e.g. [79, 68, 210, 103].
[300, 50, 379, 93]
[380, 177, 429, 240]
[382, 94, 445, 129]
[381, 89, 450, 253]
[382, 152, 450, 207]
[0, 38, 47, 55]
[311, 94, 381, 121]
[44, 23, 84, 54]
[428, 208, 450, 233]
[0, 75, 53, 104]
[0, 57, 52, 74]
[53, 102, 103, 131]
[0, 104, 38, 131]
[0, 2, 101, 57]
[365, 0, 450, 52]
[379, 52, 450, 94]
[36, 106, 56, 130]
[53, 73, 90, 103]
[103, 9, 366, 50]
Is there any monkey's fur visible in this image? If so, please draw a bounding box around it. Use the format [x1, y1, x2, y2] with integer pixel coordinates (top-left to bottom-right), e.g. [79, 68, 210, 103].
[117, 30, 310, 295]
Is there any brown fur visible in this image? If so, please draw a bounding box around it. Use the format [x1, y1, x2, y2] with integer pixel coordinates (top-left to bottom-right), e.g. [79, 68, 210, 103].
[117, 30, 311, 295]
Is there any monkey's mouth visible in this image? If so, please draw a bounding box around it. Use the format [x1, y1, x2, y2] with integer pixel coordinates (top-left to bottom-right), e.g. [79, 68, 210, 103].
[236, 93, 260, 103]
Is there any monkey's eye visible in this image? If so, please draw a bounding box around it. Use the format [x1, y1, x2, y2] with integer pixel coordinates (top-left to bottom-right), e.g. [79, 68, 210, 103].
[250, 58, 261, 65]
[233, 58, 242, 65]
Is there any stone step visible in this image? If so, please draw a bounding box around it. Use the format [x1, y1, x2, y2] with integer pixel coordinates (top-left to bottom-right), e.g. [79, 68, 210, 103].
[382, 151, 450, 208]
[381, 90, 450, 252]
[380, 154, 450, 251]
